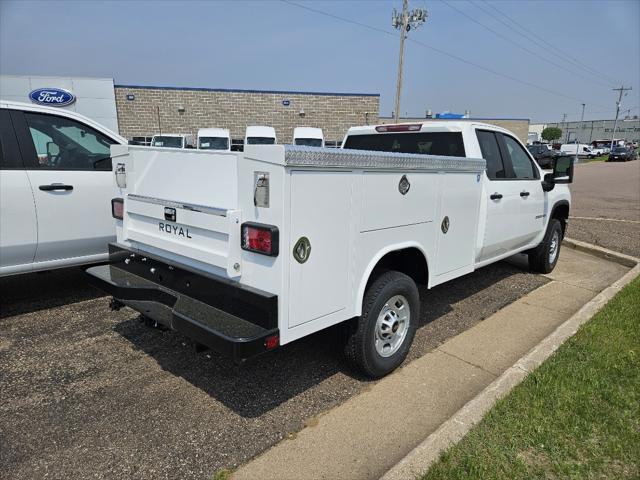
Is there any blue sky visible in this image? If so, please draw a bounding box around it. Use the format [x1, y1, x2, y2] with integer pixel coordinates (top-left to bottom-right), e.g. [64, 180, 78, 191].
[1, 0, 638, 123]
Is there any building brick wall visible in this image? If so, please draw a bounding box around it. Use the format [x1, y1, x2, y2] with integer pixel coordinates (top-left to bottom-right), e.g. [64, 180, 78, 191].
[115, 86, 380, 144]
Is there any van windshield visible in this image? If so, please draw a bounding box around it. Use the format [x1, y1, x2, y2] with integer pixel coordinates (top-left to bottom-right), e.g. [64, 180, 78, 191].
[343, 132, 466, 157]
[294, 138, 323, 147]
[246, 137, 275, 145]
[199, 137, 229, 150]
[152, 136, 183, 148]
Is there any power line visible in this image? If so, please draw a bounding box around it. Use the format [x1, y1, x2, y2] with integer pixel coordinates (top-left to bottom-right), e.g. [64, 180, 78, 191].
[441, 0, 614, 89]
[478, 0, 621, 86]
[281, 0, 607, 108]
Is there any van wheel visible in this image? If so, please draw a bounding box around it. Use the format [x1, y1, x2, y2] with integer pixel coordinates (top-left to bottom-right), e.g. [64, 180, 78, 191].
[528, 219, 563, 274]
[343, 271, 419, 378]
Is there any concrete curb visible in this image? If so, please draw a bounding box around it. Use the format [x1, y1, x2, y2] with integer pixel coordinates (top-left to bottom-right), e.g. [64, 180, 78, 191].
[562, 237, 638, 267]
[381, 242, 639, 480]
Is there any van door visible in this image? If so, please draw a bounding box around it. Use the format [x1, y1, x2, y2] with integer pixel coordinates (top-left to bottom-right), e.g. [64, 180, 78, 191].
[497, 133, 545, 248]
[0, 109, 37, 274]
[11, 110, 117, 264]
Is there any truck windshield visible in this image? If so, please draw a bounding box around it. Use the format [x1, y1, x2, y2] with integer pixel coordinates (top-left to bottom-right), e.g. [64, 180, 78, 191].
[246, 137, 275, 145]
[612, 147, 627, 153]
[152, 136, 183, 148]
[199, 137, 229, 150]
[294, 138, 323, 147]
[343, 132, 465, 157]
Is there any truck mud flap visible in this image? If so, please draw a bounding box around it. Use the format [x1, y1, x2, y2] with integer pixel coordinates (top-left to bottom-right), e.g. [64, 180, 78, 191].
[85, 261, 279, 362]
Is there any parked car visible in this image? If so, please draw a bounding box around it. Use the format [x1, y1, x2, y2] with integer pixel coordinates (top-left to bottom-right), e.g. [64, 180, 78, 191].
[245, 126, 276, 145]
[0, 100, 126, 276]
[560, 143, 596, 158]
[87, 121, 572, 378]
[293, 127, 324, 147]
[608, 146, 635, 162]
[527, 144, 554, 168]
[150, 133, 195, 149]
[197, 128, 230, 151]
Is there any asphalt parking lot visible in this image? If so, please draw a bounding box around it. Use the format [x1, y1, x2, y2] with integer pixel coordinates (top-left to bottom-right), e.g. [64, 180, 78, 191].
[0, 262, 546, 479]
[567, 159, 640, 257]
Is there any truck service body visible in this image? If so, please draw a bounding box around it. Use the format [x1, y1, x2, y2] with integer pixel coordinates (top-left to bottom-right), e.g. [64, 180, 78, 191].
[87, 121, 572, 377]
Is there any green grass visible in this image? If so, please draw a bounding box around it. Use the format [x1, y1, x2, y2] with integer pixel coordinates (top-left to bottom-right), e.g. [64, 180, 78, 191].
[422, 275, 640, 480]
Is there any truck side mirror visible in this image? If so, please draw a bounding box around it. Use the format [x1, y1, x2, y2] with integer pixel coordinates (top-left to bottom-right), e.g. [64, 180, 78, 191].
[542, 156, 574, 191]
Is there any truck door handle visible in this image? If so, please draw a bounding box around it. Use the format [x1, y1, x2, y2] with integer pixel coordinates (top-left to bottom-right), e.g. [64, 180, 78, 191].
[490, 193, 503, 200]
[520, 191, 530, 197]
[39, 183, 74, 191]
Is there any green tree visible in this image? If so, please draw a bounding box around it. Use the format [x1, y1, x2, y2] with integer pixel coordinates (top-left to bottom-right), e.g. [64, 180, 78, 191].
[541, 127, 562, 142]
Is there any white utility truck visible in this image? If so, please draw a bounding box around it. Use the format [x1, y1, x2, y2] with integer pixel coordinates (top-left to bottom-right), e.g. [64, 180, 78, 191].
[151, 134, 195, 149]
[86, 122, 572, 378]
[197, 128, 231, 151]
[245, 126, 276, 145]
[293, 127, 324, 147]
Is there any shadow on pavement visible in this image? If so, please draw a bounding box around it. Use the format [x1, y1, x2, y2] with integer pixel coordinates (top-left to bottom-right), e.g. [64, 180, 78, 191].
[0, 267, 104, 319]
[112, 259, 532, 417]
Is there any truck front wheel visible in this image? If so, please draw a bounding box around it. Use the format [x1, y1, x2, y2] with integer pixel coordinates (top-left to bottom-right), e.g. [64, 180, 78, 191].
[343, 271, 419, 378]
[528, 218, 563, 274]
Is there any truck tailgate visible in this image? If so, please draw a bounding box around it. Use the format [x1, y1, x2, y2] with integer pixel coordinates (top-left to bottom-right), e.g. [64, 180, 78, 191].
[115, 147, 242, 277]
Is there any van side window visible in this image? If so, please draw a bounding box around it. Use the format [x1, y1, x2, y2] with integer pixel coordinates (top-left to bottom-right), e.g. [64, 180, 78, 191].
[476, 130, 505, 179]
[501, 134, 537, 179]
[23, 112, 115, 171]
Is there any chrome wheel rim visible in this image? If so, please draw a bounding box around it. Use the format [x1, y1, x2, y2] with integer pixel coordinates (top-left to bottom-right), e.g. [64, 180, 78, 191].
[549, 230, 560, 264]
[374, 295, 410, 357]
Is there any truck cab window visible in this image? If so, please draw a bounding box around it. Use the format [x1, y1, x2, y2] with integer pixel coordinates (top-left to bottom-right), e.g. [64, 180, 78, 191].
[501, 134, 536, 179]
[343, 132, 465, 156]
[24, 112, 115, 170]
[476, 130, 505, 179]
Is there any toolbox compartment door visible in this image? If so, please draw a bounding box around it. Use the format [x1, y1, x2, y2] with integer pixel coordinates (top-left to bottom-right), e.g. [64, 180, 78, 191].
[288, 171, 352, 328]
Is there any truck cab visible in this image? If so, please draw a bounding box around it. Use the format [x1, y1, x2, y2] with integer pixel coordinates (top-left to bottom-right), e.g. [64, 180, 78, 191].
[197, 128, 231, 151]
[293, 127, 324, 147]
[245, 126, 276, 145]
[150, 133, 194, 149]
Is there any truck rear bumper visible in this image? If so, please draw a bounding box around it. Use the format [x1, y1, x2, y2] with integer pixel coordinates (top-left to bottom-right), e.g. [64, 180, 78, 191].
[85, 244, 279, 362]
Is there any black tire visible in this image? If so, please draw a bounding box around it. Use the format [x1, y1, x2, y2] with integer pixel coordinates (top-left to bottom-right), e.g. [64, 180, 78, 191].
[528, 218, 563, 274]
[343, 271, 419, 378]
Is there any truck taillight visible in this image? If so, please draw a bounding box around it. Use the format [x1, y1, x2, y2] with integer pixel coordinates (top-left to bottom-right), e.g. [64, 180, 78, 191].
[375, 124, 422, 133]
[111, 198, 124, 220]
[241, 222, 279, 257]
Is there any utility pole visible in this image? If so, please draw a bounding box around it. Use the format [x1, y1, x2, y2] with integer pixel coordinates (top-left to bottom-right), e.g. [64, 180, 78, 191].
[392, 0, 427, 123]
[561, 113, 567, 142]
[611, 85, 632, 150]
[573, 104, 586, 163]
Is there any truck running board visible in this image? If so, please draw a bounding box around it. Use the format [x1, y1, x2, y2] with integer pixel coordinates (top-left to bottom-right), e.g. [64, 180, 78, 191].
[85, 262, 279, 362]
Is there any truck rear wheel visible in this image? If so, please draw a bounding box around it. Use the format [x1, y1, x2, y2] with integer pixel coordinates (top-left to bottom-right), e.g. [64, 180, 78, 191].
[343, 271, 419, 378]
[528, 218, 563, 274]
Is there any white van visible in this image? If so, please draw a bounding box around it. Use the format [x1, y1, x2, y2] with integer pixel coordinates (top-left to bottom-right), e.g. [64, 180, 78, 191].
[245, 126, 276, 145]
[560, 143, 595, 158]
[150, 134, 195, 149]
[293, 127, 324, 147]
[197, 128, 231, 151]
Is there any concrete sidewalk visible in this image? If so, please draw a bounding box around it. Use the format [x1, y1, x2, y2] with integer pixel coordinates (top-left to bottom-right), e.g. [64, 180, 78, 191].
[232, 247, 630, 480]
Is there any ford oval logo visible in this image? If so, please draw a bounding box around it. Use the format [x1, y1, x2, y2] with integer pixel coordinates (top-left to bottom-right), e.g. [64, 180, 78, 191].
[29, 88, 76, 107]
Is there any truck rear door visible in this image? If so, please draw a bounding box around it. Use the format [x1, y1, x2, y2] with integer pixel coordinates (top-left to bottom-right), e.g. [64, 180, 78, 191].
[0, 109, 37, 274]
[116, 147, 242, 278]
